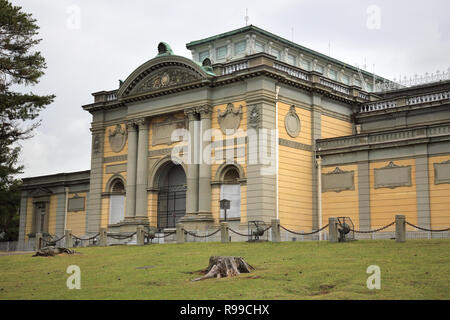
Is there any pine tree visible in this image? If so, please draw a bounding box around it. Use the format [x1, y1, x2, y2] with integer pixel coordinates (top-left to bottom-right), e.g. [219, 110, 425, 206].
[0, 0, 55, 240]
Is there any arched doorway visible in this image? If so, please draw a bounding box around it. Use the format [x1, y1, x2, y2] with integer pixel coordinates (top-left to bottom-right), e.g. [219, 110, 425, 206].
[157, 164, 186, 229]
[109, 178, 125, 225]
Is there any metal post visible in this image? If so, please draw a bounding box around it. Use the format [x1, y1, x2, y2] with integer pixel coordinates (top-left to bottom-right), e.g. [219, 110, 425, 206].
[271, 219, 281, 243]
[176, 223, 185, 244]
[395, 215, 406, 243]
[35, 233, 42, 251]
[65, 229, 73, 248]
[328, 217, 339, 243]
[220, 222, 229, 243]
[99, 228, 107, 246]
[136, 225, 144, 246]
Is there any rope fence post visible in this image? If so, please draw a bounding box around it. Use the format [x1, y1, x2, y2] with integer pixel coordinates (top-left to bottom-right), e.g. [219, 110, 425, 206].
[271, 219, 281, 243]
[396, 215, 406, 243]
[220, 222, 229, 243]
[328, 217, 338, 243]
[65, 230, 73, 248]
[136, 225, 144, 246]
[35, 232, 42, 251]
[99, 228, 107, 246]
[176, 223, 185, 244]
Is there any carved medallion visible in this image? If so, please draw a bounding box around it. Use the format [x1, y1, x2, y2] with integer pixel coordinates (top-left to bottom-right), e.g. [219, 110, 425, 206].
[93, 134, 101, 154]
[248, 105, 260, 129]
[108, 124, 127, 153]
[284, 105, 301, 138]
[218, 103, 243, 135]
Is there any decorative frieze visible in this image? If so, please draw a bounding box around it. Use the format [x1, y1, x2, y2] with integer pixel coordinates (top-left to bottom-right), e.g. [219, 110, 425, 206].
[248, 105, 261, 129]
[322, 167, 355, 193]
[374, 161, 412, 189]
[434, 159, 450, 185]
[105, 163, 127, 174]
[279, 138, 312, 152]
[134, 67, 201, 94]
[104, 155, 127, 163]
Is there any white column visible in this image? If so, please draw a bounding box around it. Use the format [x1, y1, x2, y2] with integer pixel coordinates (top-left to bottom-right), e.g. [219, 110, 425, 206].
[135, 118, 149, 219]
[184, 108, 199, 215]
[125, 121, 138, 219]
[197, 105, 212, 216]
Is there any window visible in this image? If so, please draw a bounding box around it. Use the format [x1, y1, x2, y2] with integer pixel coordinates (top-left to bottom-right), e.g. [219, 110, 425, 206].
[216, 45, 227, 60]
[234, 40, 246, 55]
[329, 69, 337, 80]
[287, 54, 296, 66]
[198, 50, 209, 63]
[341, 74, 350, 85]
[300, 59, 310, 71]
[271, 48, 281, 60]
[255, 41, 265, 53]
[315, 64, 324, 73]
[354, 78, 362, 87]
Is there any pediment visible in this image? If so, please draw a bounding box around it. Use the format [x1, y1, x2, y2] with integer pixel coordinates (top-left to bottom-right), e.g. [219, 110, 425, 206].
[28, 187, 53, 197]
[117, 55, 213, 98]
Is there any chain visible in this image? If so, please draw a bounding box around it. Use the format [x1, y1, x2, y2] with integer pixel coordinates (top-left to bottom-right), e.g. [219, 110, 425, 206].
[228, 228, 252, 237]
[405, 221, 450, 232]
[72, 233, 100, 241]
[107, 232, 137, 240]
[42, 234, 67, 244]
[144, 231, 176, 239]
[350, 222, 395, 234]
[280, 224, 329, 236]
[183, 228, 221, 238]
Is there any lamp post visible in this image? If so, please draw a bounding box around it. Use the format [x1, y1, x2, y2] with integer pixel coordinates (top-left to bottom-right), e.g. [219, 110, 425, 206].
[219, 199, 231, 221]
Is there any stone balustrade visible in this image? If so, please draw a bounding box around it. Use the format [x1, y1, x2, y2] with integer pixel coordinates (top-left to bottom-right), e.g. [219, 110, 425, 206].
[222, 61, 249, 75]
[273, 62, 309, 81]
[406, 90, 450, 105]
[319, 78, 350, 95]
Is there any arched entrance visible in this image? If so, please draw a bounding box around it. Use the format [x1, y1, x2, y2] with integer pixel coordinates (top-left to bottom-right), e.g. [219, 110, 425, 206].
[157, 164, 186, 229]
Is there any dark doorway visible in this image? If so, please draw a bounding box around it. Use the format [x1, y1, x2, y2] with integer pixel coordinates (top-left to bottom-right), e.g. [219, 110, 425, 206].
[157, 164, 186, 229]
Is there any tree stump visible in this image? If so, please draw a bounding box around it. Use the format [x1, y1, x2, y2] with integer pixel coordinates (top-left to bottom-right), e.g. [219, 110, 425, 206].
[32, 246, 76, 257]
[192, 256, 254, 281]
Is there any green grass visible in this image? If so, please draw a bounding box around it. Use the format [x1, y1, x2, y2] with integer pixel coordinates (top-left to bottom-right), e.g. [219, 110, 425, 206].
[0, 240, 449, 300]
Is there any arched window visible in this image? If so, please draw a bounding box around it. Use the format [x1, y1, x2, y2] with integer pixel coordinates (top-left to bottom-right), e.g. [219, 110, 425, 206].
[109, 178, 125, 225]
[220, 166, 241, 220]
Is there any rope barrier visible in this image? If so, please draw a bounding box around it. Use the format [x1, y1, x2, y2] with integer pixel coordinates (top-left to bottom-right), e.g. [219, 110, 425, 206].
[280, 224, 329, 236]
[405, 221, 450, 232]
[72, 233, 100, 241]
[42, 234, 67, 244]
[350, 222, 395, 234]
[183, 228, 221, 238]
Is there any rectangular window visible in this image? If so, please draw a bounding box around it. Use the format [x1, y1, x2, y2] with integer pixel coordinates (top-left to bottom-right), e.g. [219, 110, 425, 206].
[216, 46, 227, 60]
[220, 184, 241, 219]
[234, 40, 246, 55]
[315, 64, 324, 73]
[271, 48, 281, 60]
[198, 50, 209, 63]
[300, 59, 310, 71]
[329, 69, 337, 80]
[341, 74, 350, 85]
[287, 54, 296, 65]
[255, 41, 265, 53]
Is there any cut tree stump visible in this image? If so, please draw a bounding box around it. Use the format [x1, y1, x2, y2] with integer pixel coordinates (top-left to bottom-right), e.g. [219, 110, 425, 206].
[32, 246, 77, 257]
[192, 256, 254, 281]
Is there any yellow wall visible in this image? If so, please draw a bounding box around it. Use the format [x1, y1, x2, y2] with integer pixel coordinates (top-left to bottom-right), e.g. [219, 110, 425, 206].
[277, 102, 313, 230]
[321, 115, 352, 139]
[428, 155, 450, 229]
[370, 159, 417, 230]
[66, 192, 87, 236]
[321, 165, 360, 229]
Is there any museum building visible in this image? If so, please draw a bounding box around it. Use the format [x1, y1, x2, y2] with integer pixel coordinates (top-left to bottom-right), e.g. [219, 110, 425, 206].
[17, 25, 450, 249]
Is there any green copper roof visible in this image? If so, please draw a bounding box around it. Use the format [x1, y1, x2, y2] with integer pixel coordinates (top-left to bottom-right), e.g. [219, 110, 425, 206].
[157, 42, 174, 56]
[186, 25, 391, 82]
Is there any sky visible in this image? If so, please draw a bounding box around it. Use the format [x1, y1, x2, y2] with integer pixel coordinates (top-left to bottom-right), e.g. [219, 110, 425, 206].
[11, 0, 450, 178]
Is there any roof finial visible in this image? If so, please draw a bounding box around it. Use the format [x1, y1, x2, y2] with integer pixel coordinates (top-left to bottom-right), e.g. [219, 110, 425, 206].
[245, 8, 249, 26]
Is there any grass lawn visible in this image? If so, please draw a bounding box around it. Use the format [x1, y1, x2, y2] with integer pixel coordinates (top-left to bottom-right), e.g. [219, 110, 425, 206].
[0, 239, 449, 300]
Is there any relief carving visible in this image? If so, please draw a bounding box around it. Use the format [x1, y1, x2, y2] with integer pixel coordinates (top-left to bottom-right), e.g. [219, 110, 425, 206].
[134, 68, 200, 94]
[434, 159, 450, 185]
[218, 103, 243, 135]
[284, 105, 301, 138]
[108, 124, 127, 153]
[152, 114, 187, 146]
[248, 105, 261, 129]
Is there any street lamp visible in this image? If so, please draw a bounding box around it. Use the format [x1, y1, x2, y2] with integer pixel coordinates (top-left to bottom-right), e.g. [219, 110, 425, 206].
[219, 199, 231, 221]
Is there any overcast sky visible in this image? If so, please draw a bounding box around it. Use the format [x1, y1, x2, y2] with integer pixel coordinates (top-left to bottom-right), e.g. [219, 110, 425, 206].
[12, 0, 450, 178]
